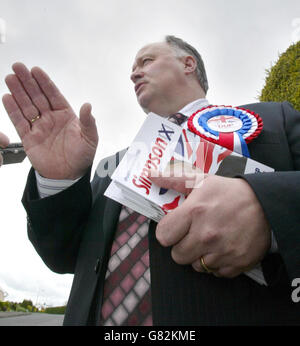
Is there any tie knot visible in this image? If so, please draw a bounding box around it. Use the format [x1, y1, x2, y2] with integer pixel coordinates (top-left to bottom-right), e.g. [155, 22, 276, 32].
[167, 112, 188, 126]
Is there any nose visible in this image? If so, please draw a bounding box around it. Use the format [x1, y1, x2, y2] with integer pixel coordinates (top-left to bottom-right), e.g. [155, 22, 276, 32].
[130, 68, 144, 84]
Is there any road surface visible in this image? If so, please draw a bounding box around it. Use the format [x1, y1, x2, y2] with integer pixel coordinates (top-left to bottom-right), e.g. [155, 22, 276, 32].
[0, 312, 64, 326]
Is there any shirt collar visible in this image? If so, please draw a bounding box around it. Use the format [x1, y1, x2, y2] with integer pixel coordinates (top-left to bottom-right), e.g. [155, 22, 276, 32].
[178, 98, 209, 117]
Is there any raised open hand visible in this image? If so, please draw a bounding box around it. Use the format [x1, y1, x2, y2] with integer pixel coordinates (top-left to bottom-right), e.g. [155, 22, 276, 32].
[2, 63, 98, 179]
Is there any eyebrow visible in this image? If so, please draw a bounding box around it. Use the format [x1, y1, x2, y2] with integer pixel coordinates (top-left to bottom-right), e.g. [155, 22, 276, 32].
[132, 53, 155, 72]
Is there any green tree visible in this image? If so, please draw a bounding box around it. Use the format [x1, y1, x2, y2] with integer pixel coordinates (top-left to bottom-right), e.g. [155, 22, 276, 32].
[259, 41, 300, 111]
[20, 299, 33, 309]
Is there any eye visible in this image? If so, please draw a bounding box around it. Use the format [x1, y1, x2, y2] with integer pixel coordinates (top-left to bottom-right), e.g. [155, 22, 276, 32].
[142, 58, 153, 65]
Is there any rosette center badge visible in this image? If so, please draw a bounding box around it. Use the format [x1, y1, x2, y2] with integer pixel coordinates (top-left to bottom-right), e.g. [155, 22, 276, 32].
[207, 115, 243, 133]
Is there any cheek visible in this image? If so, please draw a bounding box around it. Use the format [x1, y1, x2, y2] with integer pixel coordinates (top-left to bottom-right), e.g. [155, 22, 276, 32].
[155, 64, 183, 86]
[143, 62, 182, 96]
[156, 72, 180, 94]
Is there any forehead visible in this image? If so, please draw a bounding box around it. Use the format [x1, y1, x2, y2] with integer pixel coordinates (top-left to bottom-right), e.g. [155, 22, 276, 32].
[136, 42, 173, 57]
[132, 42, 175, 68]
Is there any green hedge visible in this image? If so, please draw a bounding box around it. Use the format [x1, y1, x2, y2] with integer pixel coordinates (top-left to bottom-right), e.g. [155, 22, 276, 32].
[0, 299, 39, 312]
[259, 41, 300, 111]
[44, 306, 66, 315]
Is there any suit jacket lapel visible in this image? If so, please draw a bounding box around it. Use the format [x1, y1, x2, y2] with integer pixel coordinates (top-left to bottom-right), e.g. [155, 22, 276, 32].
[95, 149, 128, 256]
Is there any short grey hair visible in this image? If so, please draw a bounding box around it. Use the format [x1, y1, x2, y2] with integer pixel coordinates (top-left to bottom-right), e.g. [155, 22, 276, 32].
[165, 35, 209, 94]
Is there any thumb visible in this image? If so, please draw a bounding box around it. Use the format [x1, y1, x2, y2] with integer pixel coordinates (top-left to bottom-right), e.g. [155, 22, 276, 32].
[0, 131, 10, 148]
[148, 169, 207, 195]
[79, 103, 99, 146]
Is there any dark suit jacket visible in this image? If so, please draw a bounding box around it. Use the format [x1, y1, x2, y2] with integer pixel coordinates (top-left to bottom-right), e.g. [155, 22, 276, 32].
[22, 102, 300, 325]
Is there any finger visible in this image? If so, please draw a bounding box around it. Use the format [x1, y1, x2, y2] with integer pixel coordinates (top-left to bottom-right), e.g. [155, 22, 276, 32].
[163, 186, 209, 263]
[2, 94, 31, 139]
[155, 173, 207, 248]
[214, 266, 240, 278]
[192, 258, 214, 273]
[192, 256, 231, 278]
[12, 62, 51, 113]
[202, 252, 243, 271]
[150, 173, 191, 195]
[211, 271, 223, 278]
[192, 258, 205, 273]
[192, 255, 218, 273]
[79, 103, 99, 147]
[149, 170, 206, 195]
[31, 66, 71, 110]
[156, 198, 192, 247]
[171, 231, 204, 264]
[5, 74, 40, 122]
[0, 132, 8, 165]
[0, 131, 10, 148]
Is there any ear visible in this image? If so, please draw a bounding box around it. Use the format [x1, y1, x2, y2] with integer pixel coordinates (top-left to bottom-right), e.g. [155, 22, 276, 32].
[183, 55, 197, 75]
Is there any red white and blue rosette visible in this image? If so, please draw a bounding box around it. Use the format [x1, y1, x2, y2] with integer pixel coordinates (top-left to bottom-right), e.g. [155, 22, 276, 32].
[187, 105, 263, 157]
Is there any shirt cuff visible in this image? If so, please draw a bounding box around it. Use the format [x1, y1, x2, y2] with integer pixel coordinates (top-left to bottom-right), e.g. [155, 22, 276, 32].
[35, 170, 80, 198]
[244, 264, 267, 285]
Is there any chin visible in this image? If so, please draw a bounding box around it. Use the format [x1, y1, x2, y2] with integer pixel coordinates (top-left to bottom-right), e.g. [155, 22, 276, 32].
[138, 97, 151, 114]
[138, 96, 168, 116]
[141, 107, 150, 114]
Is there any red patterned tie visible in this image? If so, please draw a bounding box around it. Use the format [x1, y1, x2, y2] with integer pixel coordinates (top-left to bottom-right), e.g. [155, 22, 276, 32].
[100, 206, 152, 326]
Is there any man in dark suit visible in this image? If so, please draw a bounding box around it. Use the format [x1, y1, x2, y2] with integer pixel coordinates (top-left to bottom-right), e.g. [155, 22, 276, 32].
[2, 36, 300, 325]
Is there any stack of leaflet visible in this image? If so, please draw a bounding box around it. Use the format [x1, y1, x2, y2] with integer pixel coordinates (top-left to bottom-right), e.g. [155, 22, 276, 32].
[105, 112, 273, 222]
[104, 112, 274, 286]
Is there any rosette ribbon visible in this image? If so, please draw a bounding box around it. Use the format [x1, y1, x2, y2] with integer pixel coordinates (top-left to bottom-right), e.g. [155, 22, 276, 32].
[187, 105, 263, 157]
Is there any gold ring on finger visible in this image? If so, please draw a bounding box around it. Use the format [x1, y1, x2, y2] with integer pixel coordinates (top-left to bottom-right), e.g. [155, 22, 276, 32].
[31, 115, 41, 123]
[200, 256, 213, 273]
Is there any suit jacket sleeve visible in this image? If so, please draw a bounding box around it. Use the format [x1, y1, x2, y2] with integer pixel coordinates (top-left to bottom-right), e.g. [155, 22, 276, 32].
[242, 102, 300, 287]
[22, 167, 93, 274]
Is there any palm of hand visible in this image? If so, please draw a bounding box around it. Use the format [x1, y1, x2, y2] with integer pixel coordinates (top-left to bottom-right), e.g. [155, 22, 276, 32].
[24, 108, 97, 179]
[3, 63, 98, 180]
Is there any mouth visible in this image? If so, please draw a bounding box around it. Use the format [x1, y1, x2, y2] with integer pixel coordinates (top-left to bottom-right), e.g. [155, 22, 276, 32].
[135, 82, 146, 95]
